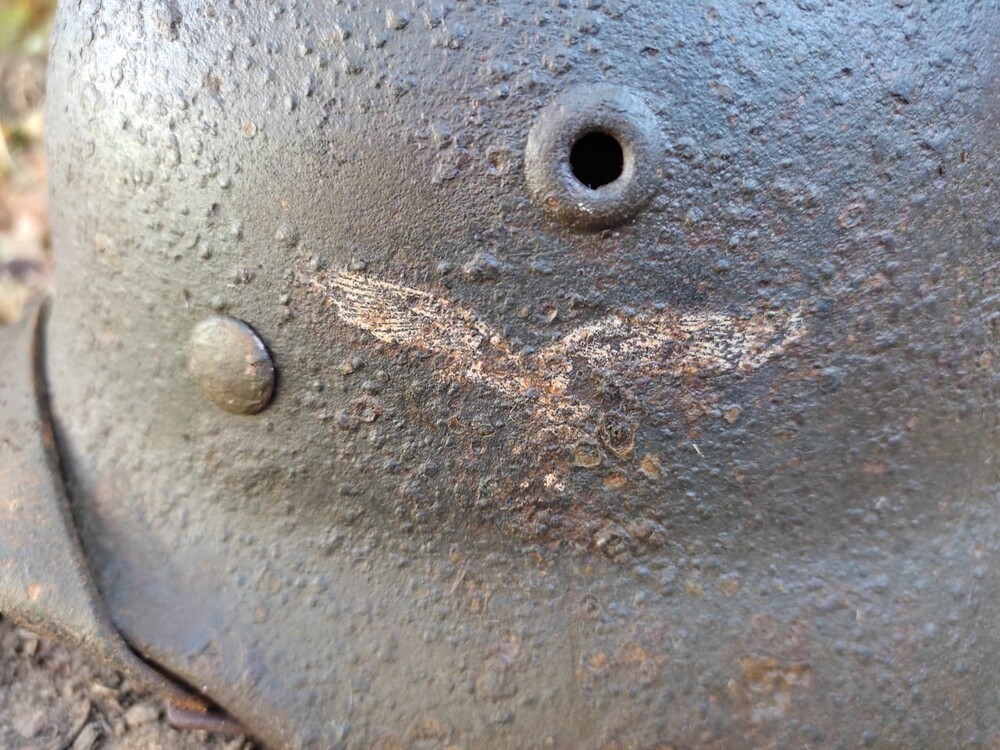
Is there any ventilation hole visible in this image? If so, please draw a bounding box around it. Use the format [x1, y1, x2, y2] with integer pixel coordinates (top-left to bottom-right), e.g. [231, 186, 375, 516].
[570, 131, 624, 189]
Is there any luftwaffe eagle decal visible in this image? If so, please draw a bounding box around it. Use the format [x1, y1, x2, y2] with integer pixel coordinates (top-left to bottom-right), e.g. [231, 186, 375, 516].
[310, 271, 807, 448]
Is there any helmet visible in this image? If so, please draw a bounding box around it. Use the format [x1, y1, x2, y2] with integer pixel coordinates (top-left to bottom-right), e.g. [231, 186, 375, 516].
[2, 1, 998, 747]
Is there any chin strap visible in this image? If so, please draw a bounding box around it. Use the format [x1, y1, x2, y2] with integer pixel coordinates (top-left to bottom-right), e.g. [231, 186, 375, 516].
[0, 302, 243, 732]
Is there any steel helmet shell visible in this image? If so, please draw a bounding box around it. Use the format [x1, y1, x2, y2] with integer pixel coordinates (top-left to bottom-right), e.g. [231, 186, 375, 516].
[1, 1, 996, 748]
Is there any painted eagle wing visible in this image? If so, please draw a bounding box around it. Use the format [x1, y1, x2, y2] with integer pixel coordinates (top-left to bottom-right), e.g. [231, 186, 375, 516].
[320, 271, 496, 356]
[550, 307, 806, 385]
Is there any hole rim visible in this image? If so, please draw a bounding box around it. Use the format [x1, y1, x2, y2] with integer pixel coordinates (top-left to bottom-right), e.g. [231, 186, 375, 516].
[525, 84, 663, 231]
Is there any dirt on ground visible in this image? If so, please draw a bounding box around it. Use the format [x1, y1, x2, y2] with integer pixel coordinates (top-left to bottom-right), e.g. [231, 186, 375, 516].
[0, 9, 257, 750]
[0, 618, 255, 750]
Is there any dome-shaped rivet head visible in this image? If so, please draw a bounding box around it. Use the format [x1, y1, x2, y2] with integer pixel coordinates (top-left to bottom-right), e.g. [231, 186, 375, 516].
[189, 316, 275, 415]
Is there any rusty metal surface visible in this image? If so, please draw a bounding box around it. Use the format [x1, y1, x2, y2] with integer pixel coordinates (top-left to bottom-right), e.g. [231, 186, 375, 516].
[26, 0, 1000, 748]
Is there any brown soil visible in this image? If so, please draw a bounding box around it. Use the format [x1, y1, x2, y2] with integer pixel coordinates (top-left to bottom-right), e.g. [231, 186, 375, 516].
[0, 618, 255, 750]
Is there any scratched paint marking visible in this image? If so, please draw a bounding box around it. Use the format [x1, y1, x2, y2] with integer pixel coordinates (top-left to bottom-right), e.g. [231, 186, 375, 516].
[310, 271, 807, 445]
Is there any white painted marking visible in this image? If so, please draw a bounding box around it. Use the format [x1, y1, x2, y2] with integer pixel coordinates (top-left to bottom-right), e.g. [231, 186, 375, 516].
[311, 271, 807, 445]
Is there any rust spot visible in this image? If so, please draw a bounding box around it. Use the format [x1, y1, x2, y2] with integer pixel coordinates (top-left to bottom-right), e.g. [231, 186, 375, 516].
[350, 395, 383, 423]
[722, 405, 743, 423]
[730, 656, 814, 721]
[720, 574, 742, 597]
[588, 651, 610, 673]
[862, 461, 888, 476]
[598, 412, 636, 459]
[370, 735, 403, 750]
[684, 578, 703, 597]
[619, 642, 647, 667]
[458, 575, 491, 614]
[836, 201, 866, 229]
[407, 716, 447, 741]
[639, 452, 665, 480]
[572, 440, 604, 468]
[594, 524, 632, 559]
[602, 471, 630, 491]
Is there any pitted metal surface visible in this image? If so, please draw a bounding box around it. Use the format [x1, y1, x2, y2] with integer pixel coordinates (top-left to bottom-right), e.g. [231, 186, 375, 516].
[0, 305, 213, 715]
[19, 1, 1000, 747]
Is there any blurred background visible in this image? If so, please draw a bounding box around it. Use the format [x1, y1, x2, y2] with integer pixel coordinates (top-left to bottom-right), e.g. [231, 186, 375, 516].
[0, 4, 252, 748]
[0, 0, 52, 327]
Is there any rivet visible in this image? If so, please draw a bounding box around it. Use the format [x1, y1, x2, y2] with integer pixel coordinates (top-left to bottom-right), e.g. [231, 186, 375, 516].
[189, 316, 275, 415]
